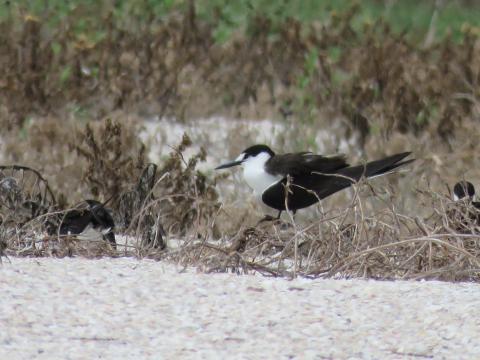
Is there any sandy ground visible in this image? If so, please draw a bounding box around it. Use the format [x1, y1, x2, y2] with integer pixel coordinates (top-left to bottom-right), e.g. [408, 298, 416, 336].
[139, 116, 356, 171]
[1, 257, 480, 360]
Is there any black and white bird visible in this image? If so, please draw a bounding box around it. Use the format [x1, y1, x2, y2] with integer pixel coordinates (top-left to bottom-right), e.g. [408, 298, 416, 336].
[59, 200, 116, 248]
[453, 181, 478, 205]
[451, 181, 480, 230]
[215, 144, 414, 218]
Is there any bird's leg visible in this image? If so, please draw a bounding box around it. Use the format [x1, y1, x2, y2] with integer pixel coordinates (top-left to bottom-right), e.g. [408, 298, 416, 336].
[280, 209, 296, 230]
[256, 211, 282, 226]
[256, 215, 275, 225]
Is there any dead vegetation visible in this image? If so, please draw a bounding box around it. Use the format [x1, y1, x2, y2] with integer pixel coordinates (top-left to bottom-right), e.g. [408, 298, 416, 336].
[76, 118, 147, 200]
[2, 129, 480, 282]
[2, 3, 480, 143]
[168, 183, 480, 282]
[0, 134, 223, 259]
[1, 3, 480, 282]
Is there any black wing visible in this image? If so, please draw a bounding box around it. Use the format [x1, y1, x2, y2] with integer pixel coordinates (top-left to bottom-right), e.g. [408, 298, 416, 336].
[261, 173, 352, 212]
[88, 202, 117, 247]
[59, 209, 92, 235]
[262, 152, 413, 211]
[89, 203, 115, 230]
[265, 153, 349, 177]
[261, 152, 349, 212]
[102, 231, 116, 247]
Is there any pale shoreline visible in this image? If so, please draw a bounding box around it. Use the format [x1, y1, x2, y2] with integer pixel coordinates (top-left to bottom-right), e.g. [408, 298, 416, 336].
[1, 257, 479, 359]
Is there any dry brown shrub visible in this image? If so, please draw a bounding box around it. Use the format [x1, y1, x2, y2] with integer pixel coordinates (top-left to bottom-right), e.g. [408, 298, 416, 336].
[1, 132, 225, 260]
[75, 118, 146, 201]
[117, 163, 162, 249]
[2, 4, 480, 143]
[2, 144, 480, 283]
[151, 133, 222, 238]
[168, 182, 480, 282]
[3, 4, 480, 282]
[0, 165, 56, 227]
[0, 114, 148, 207]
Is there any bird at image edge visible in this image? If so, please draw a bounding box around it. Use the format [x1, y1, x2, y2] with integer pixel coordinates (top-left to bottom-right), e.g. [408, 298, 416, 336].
[453, 180, 479, 207]
[215, 144, 414, 218]
[451, 180, 480, 228]
[59, 199, 116, 248]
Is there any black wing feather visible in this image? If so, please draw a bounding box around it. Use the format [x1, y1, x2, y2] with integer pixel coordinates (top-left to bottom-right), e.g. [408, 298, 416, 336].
[59, 209, 92, 235]
[58, 200, 117, 247]
[265, 153, 349, 177]
[262, 152, 413, 211]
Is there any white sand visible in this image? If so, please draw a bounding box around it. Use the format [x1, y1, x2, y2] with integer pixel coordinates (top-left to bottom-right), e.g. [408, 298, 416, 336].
[1, 257, 480, 359]
[139, 116, 355, 171]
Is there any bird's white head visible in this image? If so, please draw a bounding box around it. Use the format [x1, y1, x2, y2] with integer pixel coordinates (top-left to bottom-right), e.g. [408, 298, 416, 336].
[235, 145, 275, 167]
[215, 145, 275, 170]
[215, 145, 280, 194]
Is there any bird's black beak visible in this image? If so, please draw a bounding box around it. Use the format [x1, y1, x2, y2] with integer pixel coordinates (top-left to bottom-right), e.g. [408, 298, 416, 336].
[215, 160, 243, 170]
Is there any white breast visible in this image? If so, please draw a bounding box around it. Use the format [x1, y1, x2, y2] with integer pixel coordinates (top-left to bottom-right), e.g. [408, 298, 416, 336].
[77, 224, 104, 242]
[242, 152, 282, 195]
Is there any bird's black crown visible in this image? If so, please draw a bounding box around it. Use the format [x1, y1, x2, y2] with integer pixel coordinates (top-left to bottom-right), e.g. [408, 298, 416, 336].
[242, 144, 275, 158]
[454, 181, 475, 199]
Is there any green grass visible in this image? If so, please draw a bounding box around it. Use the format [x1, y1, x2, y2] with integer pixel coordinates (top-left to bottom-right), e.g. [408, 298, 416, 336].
[2, 0, 480, 43]
[197, 0, 480, 42]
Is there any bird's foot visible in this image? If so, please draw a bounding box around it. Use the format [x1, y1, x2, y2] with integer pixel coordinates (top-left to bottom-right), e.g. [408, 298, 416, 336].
[256, 215, 293, 230]
[256, 214, 277, 226]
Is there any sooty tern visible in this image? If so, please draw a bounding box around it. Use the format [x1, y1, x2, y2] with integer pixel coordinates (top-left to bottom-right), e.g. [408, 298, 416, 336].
[453, 181, 478, 204]
[59, 200, 116, 248]
[451, 181, 480, 230]
[215, 145, 414, 218]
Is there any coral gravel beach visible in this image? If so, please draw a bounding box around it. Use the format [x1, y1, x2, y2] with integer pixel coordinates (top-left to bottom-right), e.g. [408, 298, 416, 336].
[1, 257, 480, 359]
